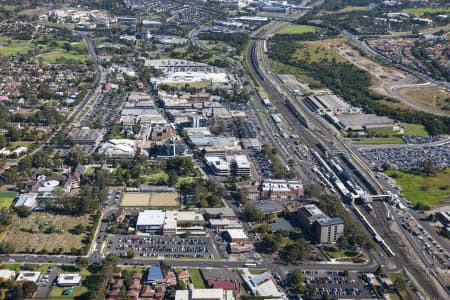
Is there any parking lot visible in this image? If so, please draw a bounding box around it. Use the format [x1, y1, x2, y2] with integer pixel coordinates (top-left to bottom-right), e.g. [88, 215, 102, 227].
[106, 235, 221, 259]
[249, 149, 273, 178]
[301, 270, 372, 299]
[359, 143, 450, 170]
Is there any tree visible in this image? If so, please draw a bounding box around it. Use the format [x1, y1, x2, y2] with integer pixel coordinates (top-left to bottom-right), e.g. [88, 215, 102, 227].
[0, 241, 15, 254]
[394, 276, 406, 291]
[420, 159, 436, 176]
[280, 239, 311, 263]
[15, 206, 32, 218]
[243, 204, 264, 222]
[375, 265, 384, 275]
[76, 256, 89, 270]
[126, 250, 135, 259]
[167, 170, 178, 186]
[289, 270, 305, 293]
[72, 224, 86, 235]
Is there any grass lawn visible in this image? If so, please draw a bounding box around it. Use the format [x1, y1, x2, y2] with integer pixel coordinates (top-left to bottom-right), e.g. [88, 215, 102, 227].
[0, 45, 33, 56]
[258, 112, 267, 122]
[292, 39, 346, 64]
[276, 24, 317, 35]
[188, 268, 206, 288]
[386, 168, 450, 207]
[402, 7, 450, 15]
[142, 171, 169, 184]
[248, 269, 266, 275]
[48, 286, 88, 299]
[1, 212, 91, 253]
[84, 166, 97, 175]
[34, 52, 89, 64]
[0, 191, 17, 209]
[326, 250, 359, 259]
[398, 87, 450, 113]
[352, 137, 405, 145]
[7, 141, 35, 150]
[402, 123, 429, 136]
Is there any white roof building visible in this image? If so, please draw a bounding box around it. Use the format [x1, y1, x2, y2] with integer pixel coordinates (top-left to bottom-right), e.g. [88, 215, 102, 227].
[15, 193, 37, 209]
[175, 289, 235, 300]
[98, 139, 140, 158]
[11, 146, 27, 156]
[226, 229, 249, 242]
[136, 210, 166, 227]
[0, 269, 15, 281]
[16, 271, 41, 283]
[56, 273, 82, 287]
[38, 180, 60, 193]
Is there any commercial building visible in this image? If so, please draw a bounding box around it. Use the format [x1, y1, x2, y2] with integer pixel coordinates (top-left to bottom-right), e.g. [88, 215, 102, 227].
[209, 219, 243, 231]
[229, 155, 250, 177]
[0, 269, 15, 281]
[205, 156, 231, 176]
[16, 271, 41, 283]
[298, 204, 345, 243]
[56, 273, 82, 287]
[315, 217, 345, 243]
[98, 139, 143, 158]
[175, 289, 235, 300]
[143, 265, 165, 285]
[204, 208, 237, 220]
[261, 179, 304, 200]
[207, 279, 240, 296]
[298, 204, 328, 230]
[206, 155, 251, 177]
[136, 210, 166, 234]
[225, 229, 249, 243]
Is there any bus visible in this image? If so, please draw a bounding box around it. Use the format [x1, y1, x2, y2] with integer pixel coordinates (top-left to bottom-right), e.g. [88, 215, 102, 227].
[243, 263, 257, 268]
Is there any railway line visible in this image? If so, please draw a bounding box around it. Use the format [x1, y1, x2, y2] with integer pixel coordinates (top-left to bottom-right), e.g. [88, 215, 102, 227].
[247, 19, 448, 299]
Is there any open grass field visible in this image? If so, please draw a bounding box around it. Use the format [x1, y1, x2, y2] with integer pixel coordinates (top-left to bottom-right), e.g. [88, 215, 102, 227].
[398, 87, 450, 114]
[34, 52, 89, 64]
[402, 123, 429, 136]
[0, 191, 16, 209]
[292, 39, 346, 64]
[188, 268, 206, 288]
[0, 45, 33, 56]
[276, 24, 317, 35]
[402, 7, 450, 15]
[120, 192, 179, 207]
[0, 213, 91, 253]
[352, 137, 405, 145]
[386, 168, 450, 207]
[48, 286, 88, 299]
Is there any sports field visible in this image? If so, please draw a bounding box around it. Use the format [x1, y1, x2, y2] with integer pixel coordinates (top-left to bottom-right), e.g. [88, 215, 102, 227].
[120, 192, 179, 207]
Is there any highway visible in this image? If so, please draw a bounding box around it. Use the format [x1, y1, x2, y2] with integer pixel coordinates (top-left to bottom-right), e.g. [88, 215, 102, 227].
[247, 17, 449, 299]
